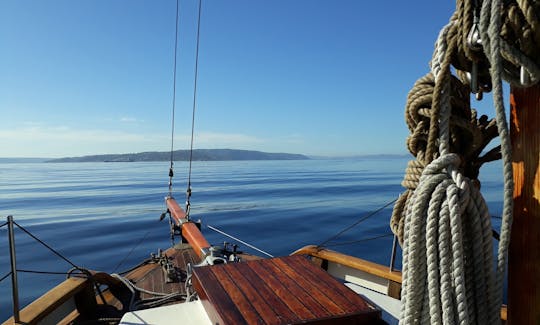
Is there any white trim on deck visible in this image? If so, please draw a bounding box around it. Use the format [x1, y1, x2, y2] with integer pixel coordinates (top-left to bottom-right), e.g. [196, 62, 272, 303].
[328, 261, 389, 294]
[345, 282, 401, 325]
[119, 300, 212, 325]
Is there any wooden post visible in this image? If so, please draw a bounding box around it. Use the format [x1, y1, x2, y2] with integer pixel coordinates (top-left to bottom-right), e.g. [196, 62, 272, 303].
[508, 84, 540, 324]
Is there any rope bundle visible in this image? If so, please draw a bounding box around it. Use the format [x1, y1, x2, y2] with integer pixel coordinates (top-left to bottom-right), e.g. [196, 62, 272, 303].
[400, 154, 496, 324]
[390, 70, 499, 244]
[393, 0, 540, 324]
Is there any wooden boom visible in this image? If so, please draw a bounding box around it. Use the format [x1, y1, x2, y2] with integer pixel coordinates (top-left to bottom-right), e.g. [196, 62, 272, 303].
[165, 197, 210, 260]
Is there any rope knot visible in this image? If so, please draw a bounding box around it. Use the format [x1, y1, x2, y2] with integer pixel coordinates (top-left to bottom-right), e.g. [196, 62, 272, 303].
[420, 153, 461, 177]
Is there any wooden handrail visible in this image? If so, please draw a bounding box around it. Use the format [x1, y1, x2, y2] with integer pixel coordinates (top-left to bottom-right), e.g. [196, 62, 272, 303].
[291, 245, 402, 283]
[165, 197, 210, 259]
[2, 278, 93, 325]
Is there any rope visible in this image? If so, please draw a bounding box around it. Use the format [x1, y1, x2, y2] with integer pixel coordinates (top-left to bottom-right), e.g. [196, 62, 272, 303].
[397, 1, 540, 324]
[134, 292, 186, 310]
[480, 0, 516, 318]
[168, 0, 181, 197]
[0, 221, 8, 228]
[110, 273, 186, 311]
[185, 0, 203, 217]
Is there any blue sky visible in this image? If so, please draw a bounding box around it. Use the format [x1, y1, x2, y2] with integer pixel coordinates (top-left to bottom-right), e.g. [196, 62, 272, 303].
[1, 0, 497, 158]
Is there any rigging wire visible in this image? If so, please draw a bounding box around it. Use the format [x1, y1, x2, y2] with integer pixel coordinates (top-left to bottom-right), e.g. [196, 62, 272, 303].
[111, 228, 154, 274]
[207, 224, 275, 258]
[317, 198, 397, 248]
[322, 233, 394, 248]
[168, 0, 181, 197]
[0, 271, 11, 284]
[16, 269, 73, 276]
[14, 221, 80, 270]
[185, 0, 203, 217]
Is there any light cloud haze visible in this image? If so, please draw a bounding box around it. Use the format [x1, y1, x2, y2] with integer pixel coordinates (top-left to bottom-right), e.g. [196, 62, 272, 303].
[0, 1, 464, 158]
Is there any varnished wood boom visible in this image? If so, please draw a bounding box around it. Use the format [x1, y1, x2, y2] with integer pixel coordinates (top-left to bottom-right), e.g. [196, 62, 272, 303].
[165, 197, 210, 259]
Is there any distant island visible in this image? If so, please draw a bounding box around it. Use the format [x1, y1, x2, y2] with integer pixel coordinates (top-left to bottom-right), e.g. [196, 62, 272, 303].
[46, 149, 309, 163]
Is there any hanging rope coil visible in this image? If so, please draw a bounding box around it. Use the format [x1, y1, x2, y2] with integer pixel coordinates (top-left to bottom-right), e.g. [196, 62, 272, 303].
[394, 0, 540, 324]
[391, 70, 499, 243]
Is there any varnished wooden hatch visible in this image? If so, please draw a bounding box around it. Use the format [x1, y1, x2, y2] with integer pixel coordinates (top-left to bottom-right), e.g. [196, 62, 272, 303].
[192, 255, 381, 325]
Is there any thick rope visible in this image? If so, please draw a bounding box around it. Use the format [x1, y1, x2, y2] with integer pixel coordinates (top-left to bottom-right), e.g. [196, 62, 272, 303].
[397, 1, 539, 324]
[479, 0, 516, 319]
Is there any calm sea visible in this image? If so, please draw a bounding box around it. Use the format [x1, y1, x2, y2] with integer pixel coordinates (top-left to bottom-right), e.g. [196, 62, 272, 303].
[0, 158, 504, 321]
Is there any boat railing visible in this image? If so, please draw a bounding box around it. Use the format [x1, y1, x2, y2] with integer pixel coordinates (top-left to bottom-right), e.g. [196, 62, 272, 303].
[3, 215, 21, 323]
[1, 215, 97, 325]
[291, 244, 402, 299]
[292, 245, 510, 322]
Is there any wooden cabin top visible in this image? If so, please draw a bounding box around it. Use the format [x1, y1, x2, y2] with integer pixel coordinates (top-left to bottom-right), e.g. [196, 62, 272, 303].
[192, 254, 382, 325]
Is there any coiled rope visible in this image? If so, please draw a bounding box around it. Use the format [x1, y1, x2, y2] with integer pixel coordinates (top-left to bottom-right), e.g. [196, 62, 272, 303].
[110, 273, 186, 311]
[394, 1, 540, 324]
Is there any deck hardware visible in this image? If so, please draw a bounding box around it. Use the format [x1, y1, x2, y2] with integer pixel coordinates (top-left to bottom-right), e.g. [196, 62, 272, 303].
[468, 62, 480, 94]
[185, 263, 197, 302]
[203, 246, 227, 265]
[229, 244, 241, 262]
[520, 66, 531, 86]
[466, 0, 482, 51]
[476, 90, 483, 101]
[466, 3, 484, 101]
[466, 21, 482, 51]
[159, 211, 167, 221]
[157, 250, 178, 283]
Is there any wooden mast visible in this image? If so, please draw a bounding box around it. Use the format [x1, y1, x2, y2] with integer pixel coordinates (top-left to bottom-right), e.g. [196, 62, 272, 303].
[507, 84, 540, 324]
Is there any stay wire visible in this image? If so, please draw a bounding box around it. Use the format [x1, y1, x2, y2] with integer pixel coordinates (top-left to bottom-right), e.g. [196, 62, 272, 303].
[0, 221, 8, 228]
[168, 0, 181, 197]
[317, 198, 397, 248]
[322, 233, 394, 248]
[16, 269, 73, 276]
[112, 228, 154, 274]
[207, 224, 274, 258]
[0, 271, 11, 284]
[14, 221, 79, 269]
[186, 0, 203, 215]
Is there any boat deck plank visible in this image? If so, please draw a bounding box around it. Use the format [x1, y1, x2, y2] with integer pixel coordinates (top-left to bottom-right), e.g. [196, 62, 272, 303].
[131, 243, 200, 301]
[193, 255, 382, 325]
[98, 242, 201, 316]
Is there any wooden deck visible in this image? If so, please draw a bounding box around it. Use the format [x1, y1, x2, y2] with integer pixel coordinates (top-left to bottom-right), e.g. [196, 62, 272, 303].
[129, 243, 200, 300]
[96, 242, 201, 316]
[4, 243, 387, 325]
[192, 255, 382, 325]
